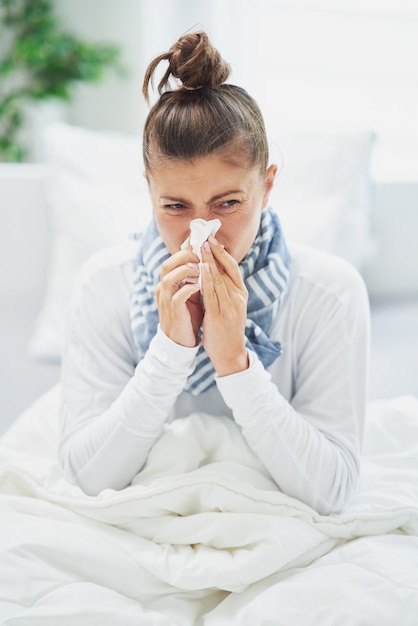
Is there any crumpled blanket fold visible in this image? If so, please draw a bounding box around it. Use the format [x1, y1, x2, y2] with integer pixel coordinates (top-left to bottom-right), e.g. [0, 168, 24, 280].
[1, 386, 418, 625]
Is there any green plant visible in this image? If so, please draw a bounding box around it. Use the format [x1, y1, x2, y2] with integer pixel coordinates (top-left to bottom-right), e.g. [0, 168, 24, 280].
[0, 0, 121, 161]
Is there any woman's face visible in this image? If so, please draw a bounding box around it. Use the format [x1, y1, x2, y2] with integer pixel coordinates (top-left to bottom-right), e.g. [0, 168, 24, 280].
[146, 153, 277, 263]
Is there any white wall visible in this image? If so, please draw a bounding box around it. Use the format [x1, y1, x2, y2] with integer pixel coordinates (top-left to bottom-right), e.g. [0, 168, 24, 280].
[233, 1, 418, 182]
[53, 0, 240, 135]
[3, 0, 417, 178]
[50, 0, 418, 181]
[54, 0, 144, 134]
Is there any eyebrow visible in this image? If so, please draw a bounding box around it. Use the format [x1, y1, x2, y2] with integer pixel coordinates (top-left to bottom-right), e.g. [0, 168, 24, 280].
[160, 189, 245, 204]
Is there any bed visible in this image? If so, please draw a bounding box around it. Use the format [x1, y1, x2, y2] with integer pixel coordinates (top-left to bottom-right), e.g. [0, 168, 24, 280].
[1, 387, 418, 624]
[1, 124, 418, 623]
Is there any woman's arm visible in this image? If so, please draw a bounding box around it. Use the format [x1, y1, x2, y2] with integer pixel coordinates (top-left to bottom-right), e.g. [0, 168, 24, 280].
[59, 248, 198, 495]
[205, 243, 370, 515]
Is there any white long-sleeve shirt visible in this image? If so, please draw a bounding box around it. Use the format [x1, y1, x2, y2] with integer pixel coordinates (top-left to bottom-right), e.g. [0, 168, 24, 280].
[59, 240, 370, 514]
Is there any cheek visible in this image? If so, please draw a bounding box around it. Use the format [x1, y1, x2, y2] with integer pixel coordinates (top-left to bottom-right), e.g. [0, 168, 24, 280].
[155, 216, 190, 253]
[219, 215, 260, 260]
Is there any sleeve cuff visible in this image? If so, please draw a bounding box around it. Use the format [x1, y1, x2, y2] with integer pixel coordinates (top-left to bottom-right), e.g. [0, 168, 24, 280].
[147, 325, 199, 372]
[215, 350, 271, 407]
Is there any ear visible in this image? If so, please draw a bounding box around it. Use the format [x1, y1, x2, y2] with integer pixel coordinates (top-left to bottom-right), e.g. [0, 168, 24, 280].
[262, 164, 278, 209]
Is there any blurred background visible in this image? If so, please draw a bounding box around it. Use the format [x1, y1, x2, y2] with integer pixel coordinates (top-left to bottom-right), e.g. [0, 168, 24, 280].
[1, 0, 418, 433]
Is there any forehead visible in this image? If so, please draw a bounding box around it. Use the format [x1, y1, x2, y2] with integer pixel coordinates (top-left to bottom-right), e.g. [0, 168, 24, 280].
[148, 153, 260, 188]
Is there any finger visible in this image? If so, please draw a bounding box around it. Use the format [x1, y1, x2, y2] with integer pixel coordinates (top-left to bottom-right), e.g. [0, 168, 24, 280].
[160, 246, 200, 279]
[207, 236, 244, 289]
[201, 241, 233, 301]
[160, 264, 200, 296]
[200, 261, 232, 316]
[171, 283, 201, 309]
[157, 277, 200, 315]
[158, 280, 201, 348]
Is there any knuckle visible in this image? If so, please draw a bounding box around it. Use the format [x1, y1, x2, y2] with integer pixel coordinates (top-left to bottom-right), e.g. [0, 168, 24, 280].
[161, 274, 171, 287]
[160, 258, 171, 273]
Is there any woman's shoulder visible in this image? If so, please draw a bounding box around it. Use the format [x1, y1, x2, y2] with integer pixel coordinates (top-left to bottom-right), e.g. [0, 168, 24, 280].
[76, 239, 138, 292]
[69, 239, 138, 324]
[66, 240, 139, 352]
[286, 242, 369, 312]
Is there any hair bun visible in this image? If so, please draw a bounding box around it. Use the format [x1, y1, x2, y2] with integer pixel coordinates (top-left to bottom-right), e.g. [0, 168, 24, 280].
[169, 32, 230, 90]
[143, 31, 231, 100]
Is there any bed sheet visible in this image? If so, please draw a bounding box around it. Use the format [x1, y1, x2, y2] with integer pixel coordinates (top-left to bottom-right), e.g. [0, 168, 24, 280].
[0, 386, 418, 625]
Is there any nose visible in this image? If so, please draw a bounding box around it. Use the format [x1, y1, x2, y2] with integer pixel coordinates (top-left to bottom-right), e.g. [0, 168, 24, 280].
[190, 206, 215, 221]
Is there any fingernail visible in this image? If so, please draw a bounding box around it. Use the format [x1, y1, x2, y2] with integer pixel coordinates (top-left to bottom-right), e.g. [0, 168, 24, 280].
[203, 241, 210, 252]
[187, 262, 199, 271]
[209, 235, 224, 248]
[202, 262, 210, 272]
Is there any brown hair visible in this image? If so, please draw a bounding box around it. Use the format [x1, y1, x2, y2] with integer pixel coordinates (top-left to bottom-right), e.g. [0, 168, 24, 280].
[142, 31, 268, 173]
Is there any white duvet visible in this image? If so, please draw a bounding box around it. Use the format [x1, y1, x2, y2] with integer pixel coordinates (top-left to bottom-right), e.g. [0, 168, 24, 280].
[0, 386, 418, 625]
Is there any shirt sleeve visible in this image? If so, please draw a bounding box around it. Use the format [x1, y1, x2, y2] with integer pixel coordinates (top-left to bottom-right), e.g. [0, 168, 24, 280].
[59, 259, 198, 496]
[215, 265, 370, 515]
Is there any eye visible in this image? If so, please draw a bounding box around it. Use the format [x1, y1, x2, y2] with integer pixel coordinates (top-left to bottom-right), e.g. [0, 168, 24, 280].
[215, 199, 241, 213]
[164, 203, 186, 211]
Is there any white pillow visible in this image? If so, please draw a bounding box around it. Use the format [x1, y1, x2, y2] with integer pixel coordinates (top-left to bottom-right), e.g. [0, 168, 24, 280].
[269, 131, 375, 268]
[28, 123, 152, 362]
[29, 124, 374, 363]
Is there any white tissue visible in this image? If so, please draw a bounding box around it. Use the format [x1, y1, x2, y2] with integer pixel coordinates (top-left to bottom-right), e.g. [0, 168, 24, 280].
[181, 218, 222, 286]
[181, 218, 222, 259]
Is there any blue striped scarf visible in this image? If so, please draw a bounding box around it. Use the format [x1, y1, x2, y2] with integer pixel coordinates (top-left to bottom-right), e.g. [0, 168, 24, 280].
[130, 207, 291, 395]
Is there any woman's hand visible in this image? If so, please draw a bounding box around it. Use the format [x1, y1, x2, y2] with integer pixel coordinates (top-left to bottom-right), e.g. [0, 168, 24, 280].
[156, 248, 203, 347]
[200, 236, 249, 376]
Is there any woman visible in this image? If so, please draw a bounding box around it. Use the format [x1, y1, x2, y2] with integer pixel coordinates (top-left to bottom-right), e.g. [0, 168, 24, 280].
[59, 32, 370, 514]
